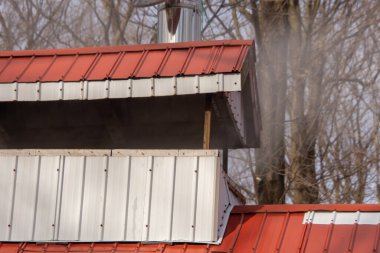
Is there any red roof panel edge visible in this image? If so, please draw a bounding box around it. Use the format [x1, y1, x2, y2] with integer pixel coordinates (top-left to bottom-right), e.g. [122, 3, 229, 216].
[232, 204, 380, 213]
[0, 40, 254, 57]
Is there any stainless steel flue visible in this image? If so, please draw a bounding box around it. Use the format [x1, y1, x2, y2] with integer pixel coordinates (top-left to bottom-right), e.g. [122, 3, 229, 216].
[158, 0, 201, 43]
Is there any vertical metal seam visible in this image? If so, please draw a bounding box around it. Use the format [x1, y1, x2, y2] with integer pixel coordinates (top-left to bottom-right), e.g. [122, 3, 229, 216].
[107, 51, 124, 78]
[275, 212, 291, 252]
[143, 156, 154, 241]
[300, 211, 315, 253]
[347, 211, 360, 252]
[100, 156, 110, 241]
[229, 213, 245, 253]
[220, 73, 225, 92]
[204, 46, 216, 74]
[17, 242, 27, 253]
[155, 48, 172, 76]
[128, 79, 133, 97]
[37, 81, 41, 101]
[89, 242, 95, 253]
[7, 82, 16, 101]
[15, 82, 19, 101]
[123, 156, 132, 240]
[178, 48, 192, 75]
[0, 56, 13, 75]
[55, 156, 66, 240]
[16, 55, 35, 82]
[180, 47, 196, 75]
[211, 45, 222, 72]
[31, 156, 42, 240]
[322, 211, 337, 253]
[372, 219, 380, 252]
[38, 55, 57, 82]
[60, 81, 64, 100]
[168, 156, 177, 241]
[212, 46, 225, 72]
[82, 52, 102, 80]
[134, 242, 141, 253]
[235, 46, 249, 71]
[77, 156, 87, 240]
[196, 75, 200, 93]
[61, 54, 79, 81]
[42, 243, 47, 253]
[158, 243, 167, 253]
[64, 242, 70, 253]
[84, 80, 88, 100]
[131, 50, 148, 78]
[211, 155, 220, 241]
[173, 76, 177, 95]
[252, 212, 268, 252]
[151, 78, 155, 97]
[8, 156, 18, 240]
[297, 211, 310, 252]
[52, 156, 63, 240]
[191, 156, 200, 241]
[180, 243, 188, 253]
[232, 45, 245, 72]
[111, 242, 118, 253]
[106, 79, 111, 98]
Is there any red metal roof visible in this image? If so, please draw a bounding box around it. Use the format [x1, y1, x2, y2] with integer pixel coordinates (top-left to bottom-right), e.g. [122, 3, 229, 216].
[1, 204, 380, 253]
[0, 40, 252, 83]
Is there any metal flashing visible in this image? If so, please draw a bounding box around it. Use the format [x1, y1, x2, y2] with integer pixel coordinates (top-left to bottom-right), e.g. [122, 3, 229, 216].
[0, 74, 241, 101]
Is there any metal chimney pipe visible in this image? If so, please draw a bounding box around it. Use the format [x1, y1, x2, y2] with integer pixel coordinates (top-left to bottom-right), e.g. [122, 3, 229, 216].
[158, 0, 201, 43]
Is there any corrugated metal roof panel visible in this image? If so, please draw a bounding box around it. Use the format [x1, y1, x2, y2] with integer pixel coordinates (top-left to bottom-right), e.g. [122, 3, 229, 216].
[0, 57, 32, 82]
[0, 149, 234, 243]
[86, 53, 120, 80]
[40, 55, 76, 82]
[0, 40, 253, 83]
[159, 49, 189, 76]
[63, 54, 97, 82]
[1, 204, 380, 252]
[17, 56, 54, 82]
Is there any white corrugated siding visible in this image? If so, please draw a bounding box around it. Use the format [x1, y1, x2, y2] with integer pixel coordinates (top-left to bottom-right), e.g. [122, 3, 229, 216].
[0, 74, 241, 101]
[0, 149, 232, 243]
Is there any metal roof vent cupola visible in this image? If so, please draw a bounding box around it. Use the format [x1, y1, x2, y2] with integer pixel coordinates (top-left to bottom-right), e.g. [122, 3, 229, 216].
[136, 0, 201, 43]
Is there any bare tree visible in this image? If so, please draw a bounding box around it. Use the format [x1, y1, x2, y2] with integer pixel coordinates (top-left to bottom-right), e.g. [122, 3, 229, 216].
[224, 0, 380, 204]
